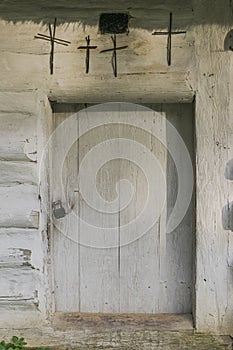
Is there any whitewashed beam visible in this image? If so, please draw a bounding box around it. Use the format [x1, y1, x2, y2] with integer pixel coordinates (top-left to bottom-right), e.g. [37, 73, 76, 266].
[49, 72, 194, 103]
[0, 17, 195, 102]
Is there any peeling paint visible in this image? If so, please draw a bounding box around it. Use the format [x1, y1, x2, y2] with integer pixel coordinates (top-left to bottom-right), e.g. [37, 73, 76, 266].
[0, 0, 232, 339]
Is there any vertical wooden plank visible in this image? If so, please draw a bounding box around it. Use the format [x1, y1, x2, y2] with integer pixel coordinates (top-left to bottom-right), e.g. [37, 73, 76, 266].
[119, 105, 168, 313]
[51, 105, 80, 312]
[51, 102, 194, 314]
[79, 109, 120, 312]
[164, 104, 194, 313]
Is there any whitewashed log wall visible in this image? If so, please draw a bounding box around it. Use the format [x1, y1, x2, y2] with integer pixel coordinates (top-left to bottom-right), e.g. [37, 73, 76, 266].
[0, 92, 51, 328]
[0, 0, 232, 337]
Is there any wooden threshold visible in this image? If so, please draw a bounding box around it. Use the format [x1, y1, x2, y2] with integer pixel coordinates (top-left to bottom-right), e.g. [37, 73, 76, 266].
[52, 312, 194, 332]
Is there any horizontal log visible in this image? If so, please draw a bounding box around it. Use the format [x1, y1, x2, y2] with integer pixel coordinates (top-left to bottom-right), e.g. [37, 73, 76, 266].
[0, 296, 35, 305]
[0, 248, 32, 268]
[0, 91, 42, 115]
[0, 228, 39, 240]
[0, 34, 193, 70]
[0, 72, 195, 103]
[0, 267, 39, 300]
[49, 72, 193, 103]
[0, 161, 38, 185]
[0, 305, 42, 328]
[0, 228, 44, 270]
[0, 113, 37, 161]
[0, 184, 40, 228]
[0, 231, 45, 324]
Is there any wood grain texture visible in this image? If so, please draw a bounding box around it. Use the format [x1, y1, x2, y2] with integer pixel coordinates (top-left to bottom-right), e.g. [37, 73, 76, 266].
[0, 91, 47, 327]
[0, 228, 43, 269]
[0, 0, 232, 338]
[78, 112, 120, 313]
[0, 112, 37, 161]
[118, 107, 167, 313]
[51, 103, 194, 314]
[0, 8, 194, 102]
[0, 185, 39, 228]
[0, 161, 37, 185]
[0, 325, 232, 350]
[0, 50, 193, 103]
[0, 91, 42, 115]
[53, 312, 193, 331]
[0, 91, 50, 328]
[164, 104, 194, 313]
[51, 106, 80, 312]
[0, 267, 39, 301]
[0, 265, 42, 328]
[0, 248, 32, 268]
[193, 0, 233, 334]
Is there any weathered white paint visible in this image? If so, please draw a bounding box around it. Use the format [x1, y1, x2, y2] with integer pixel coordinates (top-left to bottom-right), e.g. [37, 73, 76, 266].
[0, 185, 39, 228]
[0, 92, 50, 328]
[51, 106, 80, 312]
[0, 264, 44, 328]
[0, 0, 232, 338]
[78, 110, 124, 314]
[0, 161, 37, 185]
[0, 92, 43, 114]
[162, 104, 195, 313]
[0, 248, 32, 268]
[227, 59, 233, 269]
[2, 319, 232, 350]
[0, 4, 195, 103]
[0, 112, 37, 161]
[51, 103, 194, 314]
[0, 229, 44, 269]
[118, 106, 168, 314]
[0, 267, 39, 300]
[193, 0, 233, 334]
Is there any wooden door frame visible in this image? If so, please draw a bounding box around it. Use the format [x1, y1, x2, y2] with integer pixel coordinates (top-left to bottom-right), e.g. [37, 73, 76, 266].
[46, 97, 196, 330]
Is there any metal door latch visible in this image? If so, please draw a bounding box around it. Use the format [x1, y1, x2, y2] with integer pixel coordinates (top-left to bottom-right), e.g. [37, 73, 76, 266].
[52, 200, 66, 219]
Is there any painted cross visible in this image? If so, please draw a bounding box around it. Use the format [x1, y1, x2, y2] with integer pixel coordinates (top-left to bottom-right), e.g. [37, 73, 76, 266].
[152, 12, 186, 66]
[100, 34, 128, 77]
[78, 35, 97, 74]
[35, 18, 71, 75]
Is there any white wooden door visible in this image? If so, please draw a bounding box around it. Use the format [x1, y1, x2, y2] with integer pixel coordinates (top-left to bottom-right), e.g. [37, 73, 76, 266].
[51, 103, 194, 314]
